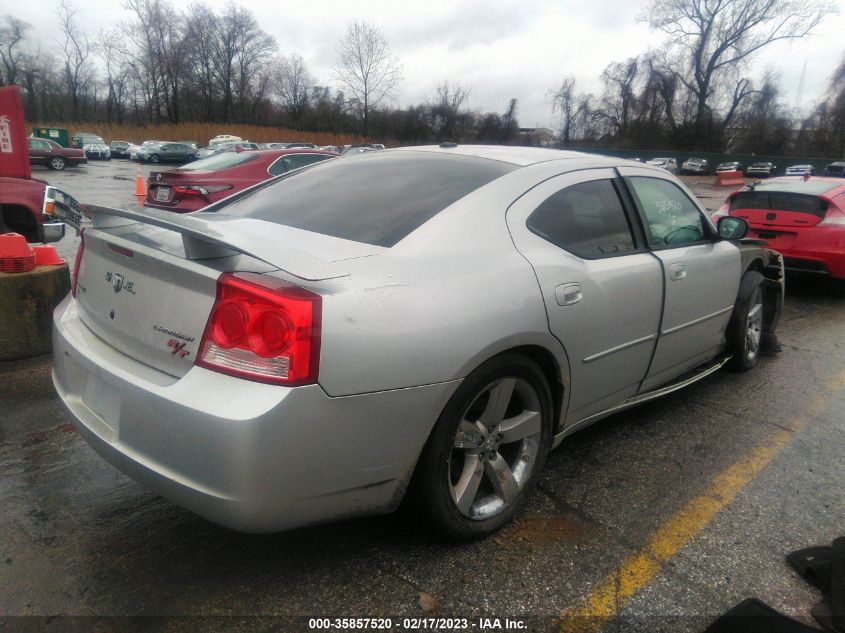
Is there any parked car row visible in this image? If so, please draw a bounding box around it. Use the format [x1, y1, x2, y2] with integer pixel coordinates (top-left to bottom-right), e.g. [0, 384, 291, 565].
[651, 157, 843, 179]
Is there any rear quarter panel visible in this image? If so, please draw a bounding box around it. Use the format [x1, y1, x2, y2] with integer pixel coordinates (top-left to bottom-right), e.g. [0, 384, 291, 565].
[314, 165, 578, 398]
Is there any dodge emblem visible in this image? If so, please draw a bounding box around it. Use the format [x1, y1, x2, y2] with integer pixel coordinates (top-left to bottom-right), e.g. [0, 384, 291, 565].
[112, 273, 124, 293]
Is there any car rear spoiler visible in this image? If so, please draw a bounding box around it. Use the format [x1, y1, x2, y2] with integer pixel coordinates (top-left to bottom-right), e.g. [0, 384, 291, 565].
[81, 204, 348, 281]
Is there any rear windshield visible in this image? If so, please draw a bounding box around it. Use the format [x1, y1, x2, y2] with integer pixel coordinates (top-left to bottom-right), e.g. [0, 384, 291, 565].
[212, 151, 516, 247]
[180, 152, 258, 171]
[730, 191, 828, 217]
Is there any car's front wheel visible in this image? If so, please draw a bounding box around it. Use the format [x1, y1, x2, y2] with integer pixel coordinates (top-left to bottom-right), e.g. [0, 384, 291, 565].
[727, 271, 765, 371]
[48, 156, 66, 171]
[149, 154, 160, 164]
[412, 354, 553, 540]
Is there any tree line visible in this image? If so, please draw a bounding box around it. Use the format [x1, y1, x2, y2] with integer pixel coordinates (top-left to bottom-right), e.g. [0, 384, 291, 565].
[0, 0, 842, 157]
[551, 0, 844, 158]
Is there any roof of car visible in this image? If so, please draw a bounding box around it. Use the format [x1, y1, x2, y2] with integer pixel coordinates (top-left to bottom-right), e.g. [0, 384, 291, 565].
[389, 145, 618, 167]
[750, 177, 845, 196]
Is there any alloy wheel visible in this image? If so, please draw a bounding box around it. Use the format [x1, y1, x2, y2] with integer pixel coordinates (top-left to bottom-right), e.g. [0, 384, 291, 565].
[449, 377, 542, 520]
[745, 287, 763, 363]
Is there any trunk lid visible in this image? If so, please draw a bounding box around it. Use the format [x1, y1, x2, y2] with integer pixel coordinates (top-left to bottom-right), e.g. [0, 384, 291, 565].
[75, 227, 229, 377]
[75, 205, 377, 377]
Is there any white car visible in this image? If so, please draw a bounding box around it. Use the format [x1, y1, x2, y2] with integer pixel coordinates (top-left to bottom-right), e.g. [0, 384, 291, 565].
[646, 157, 678, 174]
[82, 143, 111, 160]
[785, 164, 815, 176]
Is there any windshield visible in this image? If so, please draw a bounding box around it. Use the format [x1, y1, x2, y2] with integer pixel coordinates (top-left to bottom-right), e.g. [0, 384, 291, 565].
[211, 151, 516, 247]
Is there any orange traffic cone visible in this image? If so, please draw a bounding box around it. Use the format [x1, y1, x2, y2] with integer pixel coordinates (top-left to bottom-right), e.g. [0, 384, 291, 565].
[135, 170, 147, 199]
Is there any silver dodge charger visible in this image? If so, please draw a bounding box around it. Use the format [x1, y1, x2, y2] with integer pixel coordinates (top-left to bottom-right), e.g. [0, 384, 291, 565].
[52, 145, 784, 539]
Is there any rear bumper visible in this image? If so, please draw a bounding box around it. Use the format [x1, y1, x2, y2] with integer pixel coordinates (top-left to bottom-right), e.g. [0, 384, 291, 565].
[52, 296, 459, 532]
[757, 228, 845, 279]
[144, 193, 207, 213]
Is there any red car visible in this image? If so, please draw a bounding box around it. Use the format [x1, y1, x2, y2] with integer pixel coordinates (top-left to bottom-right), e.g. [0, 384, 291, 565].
[144, 148, 337, 212]
[27, 137, 87, 170]
[714, 176, 845, 278]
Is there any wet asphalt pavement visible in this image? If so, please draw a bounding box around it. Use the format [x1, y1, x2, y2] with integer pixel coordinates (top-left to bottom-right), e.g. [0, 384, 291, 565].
[1, 161, 844, 632]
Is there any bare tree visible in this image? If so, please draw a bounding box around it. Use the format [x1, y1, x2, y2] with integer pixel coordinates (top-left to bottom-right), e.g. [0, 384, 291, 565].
[551, 78, 596, 146]
[185, 2, 219, 121]
[828, 53, 845, 158]
[502, 98, 518, 142]
[642, 0, 836, 138]
[214, 2, 275, 122]
[55, 0, 93, 120]
[550, 77, 578, 146]
[333, 20, 402, 137]
[594, 58, 639, 137]
[430, 80, 471, 140]
[275, 53, 313, 125]
[0, 15, 30, 86]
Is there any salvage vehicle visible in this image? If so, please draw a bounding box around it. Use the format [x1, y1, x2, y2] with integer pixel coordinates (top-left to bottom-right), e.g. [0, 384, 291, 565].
[716, 161, 743, 173]
[0, 177, 73, 243]
[714, 176, 845, 278]
[680, 157, 709, 175]
[824, 162, 845, 178]
[109, 141, 133, 159]
[645, 157, 678, 174]
[785, 164, 815, 176]
[27, 137, 87, 170]
[746, 162, 776, 179]
[52, 146, 784, 539]
[137, 142, 197, 164]
[144, 148, 337, 212]
[83, 138, 111, 160]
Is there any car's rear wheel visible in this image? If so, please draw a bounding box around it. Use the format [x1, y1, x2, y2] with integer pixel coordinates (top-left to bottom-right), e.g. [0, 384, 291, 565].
[48, 156, 66, 171]
[727, 271, 765, 371]
[412, 354, 553, 540]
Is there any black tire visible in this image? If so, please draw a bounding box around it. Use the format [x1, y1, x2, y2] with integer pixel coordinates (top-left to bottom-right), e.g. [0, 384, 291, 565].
[411, 354, 554, 540]
[726, 271, 765, 371]
[48, 156, 66, 171]
[149, 154, 160, 164]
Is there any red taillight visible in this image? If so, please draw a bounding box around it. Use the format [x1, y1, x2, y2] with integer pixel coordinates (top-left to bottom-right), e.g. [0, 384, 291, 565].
[197, 273, 321, 386]
[71, 231, 85, 297]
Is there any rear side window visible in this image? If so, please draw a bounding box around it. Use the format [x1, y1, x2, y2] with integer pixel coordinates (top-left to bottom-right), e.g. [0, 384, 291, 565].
[215, 152, 516, 247]
[730, 191, 828, 218]
[180, 152, 258, 171]
[527, 180, 636, 258]
[268, 153, 333, 176]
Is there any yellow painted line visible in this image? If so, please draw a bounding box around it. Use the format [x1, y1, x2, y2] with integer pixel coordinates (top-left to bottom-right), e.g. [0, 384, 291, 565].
[560, 373, 844, 633]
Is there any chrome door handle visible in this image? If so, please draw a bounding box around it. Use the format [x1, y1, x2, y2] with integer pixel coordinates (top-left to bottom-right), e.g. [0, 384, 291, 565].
[555, 283, 582, 306]
[669, 263, 687, 280]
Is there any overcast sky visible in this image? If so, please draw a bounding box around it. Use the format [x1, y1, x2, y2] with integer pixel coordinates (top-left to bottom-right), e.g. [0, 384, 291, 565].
[10, 0, 845, 128]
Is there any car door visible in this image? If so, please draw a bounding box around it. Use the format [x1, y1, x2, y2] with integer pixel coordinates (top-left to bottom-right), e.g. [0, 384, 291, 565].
[28, 138, 48, 165]
[507, 169, 664, 422]
[160, 144, 177, 161]
[618, 167, 741, 391]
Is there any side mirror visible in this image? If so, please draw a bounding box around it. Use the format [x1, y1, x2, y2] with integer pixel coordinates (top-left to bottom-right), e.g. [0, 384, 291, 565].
[718, 216, 749, 240]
